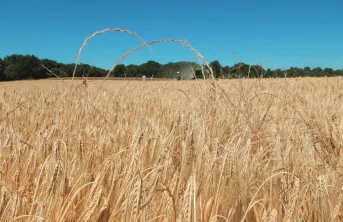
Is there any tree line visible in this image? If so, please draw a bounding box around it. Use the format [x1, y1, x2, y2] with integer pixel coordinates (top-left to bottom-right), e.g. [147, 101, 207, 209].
[0, 54, 342, 81]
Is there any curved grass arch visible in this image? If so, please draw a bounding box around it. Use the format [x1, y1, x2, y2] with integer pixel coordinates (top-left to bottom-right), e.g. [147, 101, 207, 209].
[71, 28, 152, 80]
[70, 27, 214, 84]
[108, 38, 213, 79]
[95, 38, 215, 89]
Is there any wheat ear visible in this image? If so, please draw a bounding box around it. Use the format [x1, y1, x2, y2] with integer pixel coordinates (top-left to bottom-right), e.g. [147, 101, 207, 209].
[330, 186, 343, 221]
[203, 197, 214, 222]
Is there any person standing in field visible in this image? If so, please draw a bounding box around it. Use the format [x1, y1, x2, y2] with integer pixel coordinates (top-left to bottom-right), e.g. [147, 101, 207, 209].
[142, 75, 147, 81]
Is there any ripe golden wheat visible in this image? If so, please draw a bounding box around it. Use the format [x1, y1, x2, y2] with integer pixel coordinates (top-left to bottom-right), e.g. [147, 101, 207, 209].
[1, 77, 343, 221]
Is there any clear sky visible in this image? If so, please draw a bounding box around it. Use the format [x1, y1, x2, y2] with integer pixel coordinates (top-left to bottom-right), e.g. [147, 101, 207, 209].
[1, 0, 342, 70]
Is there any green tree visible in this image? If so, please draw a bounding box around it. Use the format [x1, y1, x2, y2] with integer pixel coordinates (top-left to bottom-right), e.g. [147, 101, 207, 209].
[3, 54, 48, 80]
[91, 67, 107, 77]
[222, 65, 229, 74]
[0, 58, 5, 81]
[248, 65, 264, 78]
[324, 68, 334, 76]
[159, 62, 179, 78]
[304, 66, 311, 72]
[287, 67, 304, 77]
[231, 63, 250, 78]
[139, 60, 161, 77]
[274, 69, 283, 78]
[264, 68, 273, 78]
[210, 60, 222, 77]
[31, 66, 47, 79]
[334, 69, 343, 76]
[125, 64, 139, 77]
[313, 67, 322, 72]
[61, 64, 74, 77]
[303, 66, 313, 76]
[312, 67, 323, 77]
[4, 64, 21, 80]
[113, 64, 126, 77]
[41, 58, 58, 69]
[58, 70, 69, 78]
[0, 53, 111, 80]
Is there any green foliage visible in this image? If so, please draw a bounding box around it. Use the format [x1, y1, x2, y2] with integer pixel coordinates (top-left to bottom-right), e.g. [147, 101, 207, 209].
[60, 64, 74, 77]
[125, 64, 139, 77]
[0, 54, 110, 81]
[31, 66, 47, 79]
[264, 68, 274, 78]
[335, 69, 343, 76]
[210, 60, 222, 77]
[222, 65, 229, 76]
[41, 58, 59, 69]
[2, 54, 46, 80]
[92, 67, 107, 77]
[0, 58, 4, 81]
[113, 64, 126, 77]
[139, 60, 161, 77]
[324, 68, 334, 76]
[4, 64, 20, 80]
[0, 53, 342, 81]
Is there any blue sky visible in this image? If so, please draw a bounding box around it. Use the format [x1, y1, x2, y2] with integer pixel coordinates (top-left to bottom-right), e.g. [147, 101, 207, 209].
[1, 0, 342, 70]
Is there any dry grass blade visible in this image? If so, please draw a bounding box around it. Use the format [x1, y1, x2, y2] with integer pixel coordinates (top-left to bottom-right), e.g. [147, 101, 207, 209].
[98, 38, 214, 89]
[330, 187, 343, 221]
[77, 184, 102, 222]
[72, 27, 151, 80]
[203, 197, 214, 222]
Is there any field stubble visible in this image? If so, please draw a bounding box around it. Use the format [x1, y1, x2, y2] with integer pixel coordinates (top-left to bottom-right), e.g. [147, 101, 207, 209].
[1, 77, 343, 221]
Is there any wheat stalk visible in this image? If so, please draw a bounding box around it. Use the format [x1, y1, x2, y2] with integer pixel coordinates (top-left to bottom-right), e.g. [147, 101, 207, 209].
[78, 184, 102, 222]
[132, 174, 142, 221]
[72, 28, 151, 80]
[330, 186, 343, 221]
[203, 197, 214, 222]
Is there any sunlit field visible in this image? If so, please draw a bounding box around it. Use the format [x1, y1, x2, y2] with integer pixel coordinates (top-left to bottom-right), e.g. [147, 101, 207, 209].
[1, 77, 343, 221]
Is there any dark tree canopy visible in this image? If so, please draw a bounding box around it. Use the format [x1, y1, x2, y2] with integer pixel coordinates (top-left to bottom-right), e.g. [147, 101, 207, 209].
[0, 58, 5, 81]
[0, 53, 342, 81]
[139, 60, 161, 77]
[125, 64, 139, 77]
[210, 60, 221, 71]
[113, 64, 126, 77]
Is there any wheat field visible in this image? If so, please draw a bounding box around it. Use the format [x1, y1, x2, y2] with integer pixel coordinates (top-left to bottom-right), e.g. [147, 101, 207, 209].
[1, 77, 343, 222]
